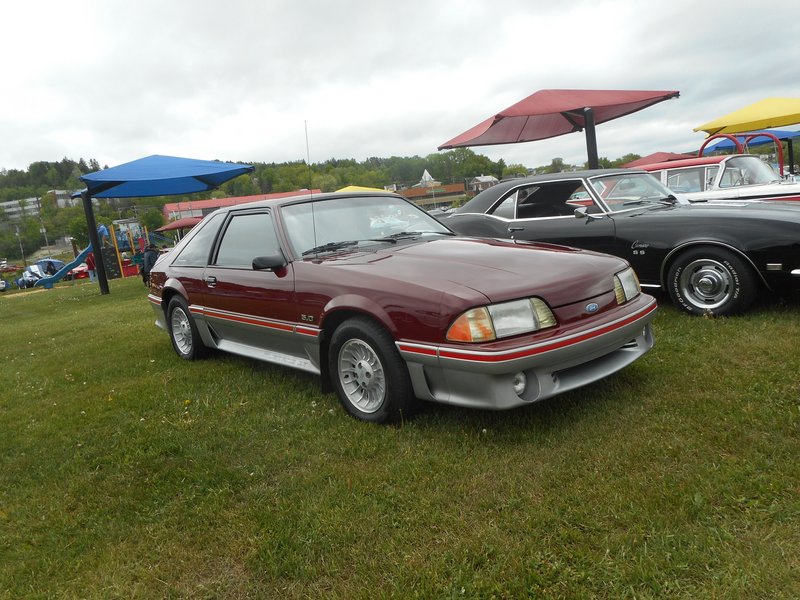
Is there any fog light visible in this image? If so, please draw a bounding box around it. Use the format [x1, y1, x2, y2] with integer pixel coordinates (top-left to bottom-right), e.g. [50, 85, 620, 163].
[512, 371, 527, 396]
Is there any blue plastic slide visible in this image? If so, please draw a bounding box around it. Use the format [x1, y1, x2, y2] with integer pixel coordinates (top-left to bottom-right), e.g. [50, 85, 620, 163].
[34, 245, 93, 289]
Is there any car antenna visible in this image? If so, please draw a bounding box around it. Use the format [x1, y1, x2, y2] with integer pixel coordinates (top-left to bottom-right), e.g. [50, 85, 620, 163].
[305, 120, 317, 252]
[305, 120, 313, 200]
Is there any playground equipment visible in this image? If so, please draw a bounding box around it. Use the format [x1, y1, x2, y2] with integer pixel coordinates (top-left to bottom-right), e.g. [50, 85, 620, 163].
[24, 225, 175, 291]
[33, 246, 93, 289]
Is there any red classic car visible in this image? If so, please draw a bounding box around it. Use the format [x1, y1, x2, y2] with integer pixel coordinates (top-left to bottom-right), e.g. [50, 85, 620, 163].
[147, 192, 656, 423]
[639, 154, 800, 202]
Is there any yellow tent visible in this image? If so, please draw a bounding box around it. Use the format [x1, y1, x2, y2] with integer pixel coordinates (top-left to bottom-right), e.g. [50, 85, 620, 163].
[694, 97, 800, 136]
[335, 185, 388, 193]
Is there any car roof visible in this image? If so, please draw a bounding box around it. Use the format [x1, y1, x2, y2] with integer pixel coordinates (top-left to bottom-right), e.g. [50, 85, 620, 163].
[458, 168, 646, 211]
[207, 191, 409, 215]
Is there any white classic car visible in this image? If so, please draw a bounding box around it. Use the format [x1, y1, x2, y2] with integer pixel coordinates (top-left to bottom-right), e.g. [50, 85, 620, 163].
[639, 154, 800, 203]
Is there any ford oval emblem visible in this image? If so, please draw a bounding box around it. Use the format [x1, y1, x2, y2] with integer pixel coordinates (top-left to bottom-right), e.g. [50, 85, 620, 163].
[585, 302, 600, 313]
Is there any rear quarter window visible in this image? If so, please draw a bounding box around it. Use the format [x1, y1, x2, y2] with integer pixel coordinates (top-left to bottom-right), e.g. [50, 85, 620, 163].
[172, 213, 225, 267]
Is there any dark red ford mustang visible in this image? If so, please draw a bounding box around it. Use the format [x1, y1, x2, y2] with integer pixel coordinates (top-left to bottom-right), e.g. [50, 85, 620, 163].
[148, 192, 656, 423]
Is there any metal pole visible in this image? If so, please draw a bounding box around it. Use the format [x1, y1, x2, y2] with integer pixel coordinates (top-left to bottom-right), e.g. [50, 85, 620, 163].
[81, 191, 110, 295]
[583, 107, 599, 169]
[15, 225, 27, 267]
[36, 197, 50, 251]
[110, 224, 125, 278]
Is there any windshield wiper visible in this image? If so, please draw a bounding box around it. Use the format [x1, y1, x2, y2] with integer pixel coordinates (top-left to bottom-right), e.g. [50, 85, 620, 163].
[380, 230, 454, 240]
[302, 240, 359, 256]
[623, 195, 676, 207]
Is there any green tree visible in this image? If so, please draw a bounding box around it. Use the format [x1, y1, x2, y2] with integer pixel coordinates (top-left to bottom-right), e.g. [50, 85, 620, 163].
[220, 173, 260, 197]
[502, 163, 529, 178]
[67, 215, 90, 247]
[613, 153, 641, 167]
[311, 173, 338, 192]
[544, 158, 566, 173]
[140, 208, 165, 232]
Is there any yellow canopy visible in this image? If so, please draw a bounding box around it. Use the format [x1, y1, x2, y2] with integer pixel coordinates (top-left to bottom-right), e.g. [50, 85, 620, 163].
[335, 185, 387, 193]
[694, 97, 800, 136]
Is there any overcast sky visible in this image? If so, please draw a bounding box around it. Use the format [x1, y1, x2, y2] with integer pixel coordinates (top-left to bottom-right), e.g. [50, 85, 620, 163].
[2, 0, 799, 173]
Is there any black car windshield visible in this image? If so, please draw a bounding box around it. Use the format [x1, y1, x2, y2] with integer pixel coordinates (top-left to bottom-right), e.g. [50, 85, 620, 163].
[281, 195, 452, 256]
[589, 173, 677, 211]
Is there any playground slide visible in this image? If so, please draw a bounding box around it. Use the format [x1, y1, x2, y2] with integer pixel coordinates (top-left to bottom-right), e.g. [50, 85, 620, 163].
[34, 245, 93, 289]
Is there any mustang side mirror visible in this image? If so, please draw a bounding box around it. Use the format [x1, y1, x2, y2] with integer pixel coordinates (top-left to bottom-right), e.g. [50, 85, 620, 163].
[252, 251, 287, 271]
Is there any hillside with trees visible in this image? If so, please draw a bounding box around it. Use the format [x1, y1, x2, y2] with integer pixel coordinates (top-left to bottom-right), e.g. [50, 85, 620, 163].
[9, 146, 731, 260]
[0, 149, 531, 259]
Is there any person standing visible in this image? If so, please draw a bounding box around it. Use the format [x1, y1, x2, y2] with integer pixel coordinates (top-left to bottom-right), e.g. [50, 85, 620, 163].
[86, 251, 96, 283]
[142, 244, 158, 286]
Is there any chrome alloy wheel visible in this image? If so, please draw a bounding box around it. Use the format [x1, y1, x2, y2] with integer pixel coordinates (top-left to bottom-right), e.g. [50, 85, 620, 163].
[678, 258, 734, 309]
[337, 339, 386, 413]
[170, 306, 194, 355]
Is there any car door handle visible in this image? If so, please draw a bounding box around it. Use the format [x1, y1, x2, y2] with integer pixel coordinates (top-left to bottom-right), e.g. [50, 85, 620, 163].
[508, 226, 524, 232]
[204, 275, 217, 287]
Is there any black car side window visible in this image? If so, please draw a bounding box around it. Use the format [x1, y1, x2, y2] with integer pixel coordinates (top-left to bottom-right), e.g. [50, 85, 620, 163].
[515, 182, 581, 218]
[492, 195, 517, 219]
[214, 212, 280, 268]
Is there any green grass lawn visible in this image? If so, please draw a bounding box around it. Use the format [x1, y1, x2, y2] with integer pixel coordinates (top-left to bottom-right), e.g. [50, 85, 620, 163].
[1, 278, 798, 599]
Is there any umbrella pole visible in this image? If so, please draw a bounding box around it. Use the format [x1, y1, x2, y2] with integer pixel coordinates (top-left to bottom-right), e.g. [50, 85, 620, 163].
[82, 191, 110, 295]
[584, 108, 599, 169]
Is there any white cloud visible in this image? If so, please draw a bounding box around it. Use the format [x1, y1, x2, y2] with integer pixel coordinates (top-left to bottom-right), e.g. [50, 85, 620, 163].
[2, 0, 799, 171]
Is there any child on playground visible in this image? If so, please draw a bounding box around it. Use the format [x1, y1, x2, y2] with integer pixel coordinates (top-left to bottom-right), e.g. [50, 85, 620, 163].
[86, 251, 96, 283]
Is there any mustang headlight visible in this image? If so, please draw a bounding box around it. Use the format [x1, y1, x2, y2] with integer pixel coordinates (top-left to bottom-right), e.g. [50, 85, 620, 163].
[614, 267, 641, 304]
[446, 298, 556, 342]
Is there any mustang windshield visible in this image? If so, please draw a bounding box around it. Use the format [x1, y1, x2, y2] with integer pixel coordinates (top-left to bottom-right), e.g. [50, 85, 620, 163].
[589, 173, 677, 210]
[281, 195, 452, 256]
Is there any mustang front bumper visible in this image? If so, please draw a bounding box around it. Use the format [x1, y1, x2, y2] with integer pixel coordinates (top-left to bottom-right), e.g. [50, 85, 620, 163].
[396, 295, 657, 410]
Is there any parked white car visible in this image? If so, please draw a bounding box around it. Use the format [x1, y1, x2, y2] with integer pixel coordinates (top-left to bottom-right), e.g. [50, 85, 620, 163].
[639, 154, 800, 203]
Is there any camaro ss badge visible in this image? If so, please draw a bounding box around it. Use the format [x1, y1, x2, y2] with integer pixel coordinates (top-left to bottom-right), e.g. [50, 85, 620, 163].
[585, 303, 600, 313]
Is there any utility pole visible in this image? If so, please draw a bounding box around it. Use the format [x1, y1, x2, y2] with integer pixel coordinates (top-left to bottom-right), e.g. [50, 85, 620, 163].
[36, 197, 50, 252]
[15, 225, 27, 266]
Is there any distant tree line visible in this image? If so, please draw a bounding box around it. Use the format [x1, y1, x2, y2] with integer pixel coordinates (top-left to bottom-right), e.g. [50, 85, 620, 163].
[11, 146, 733, 260]
[0, 150, 527, 259]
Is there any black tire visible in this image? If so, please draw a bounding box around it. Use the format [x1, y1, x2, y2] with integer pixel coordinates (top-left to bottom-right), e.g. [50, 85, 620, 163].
[328, 317, 417, 423]
[167, 296, 207, 360]
[667, 247, 757, 316]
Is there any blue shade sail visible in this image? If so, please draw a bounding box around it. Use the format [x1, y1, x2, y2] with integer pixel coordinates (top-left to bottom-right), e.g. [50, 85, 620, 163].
[79, 154, 254, 198]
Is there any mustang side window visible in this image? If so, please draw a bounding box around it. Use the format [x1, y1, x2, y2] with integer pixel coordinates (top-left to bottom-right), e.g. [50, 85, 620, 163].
[214, 212, 280, 268]
[172, 213, 226, 267]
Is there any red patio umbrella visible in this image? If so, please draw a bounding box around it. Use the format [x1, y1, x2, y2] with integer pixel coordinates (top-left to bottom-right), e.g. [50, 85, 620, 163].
[439, 89, 680, 168]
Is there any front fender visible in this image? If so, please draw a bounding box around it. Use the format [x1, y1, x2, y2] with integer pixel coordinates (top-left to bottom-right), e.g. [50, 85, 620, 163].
[321, 294, 397, 337]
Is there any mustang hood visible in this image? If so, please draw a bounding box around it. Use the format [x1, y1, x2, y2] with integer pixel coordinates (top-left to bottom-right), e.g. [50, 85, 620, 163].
[332, 237, 628, 305]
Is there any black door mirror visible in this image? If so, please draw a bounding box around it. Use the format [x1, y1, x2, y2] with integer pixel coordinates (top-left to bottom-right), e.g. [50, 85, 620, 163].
[252, 252, 287, 271]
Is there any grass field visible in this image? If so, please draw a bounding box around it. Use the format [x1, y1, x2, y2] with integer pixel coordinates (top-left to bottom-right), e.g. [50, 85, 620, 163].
[1, 277, 798, 599]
